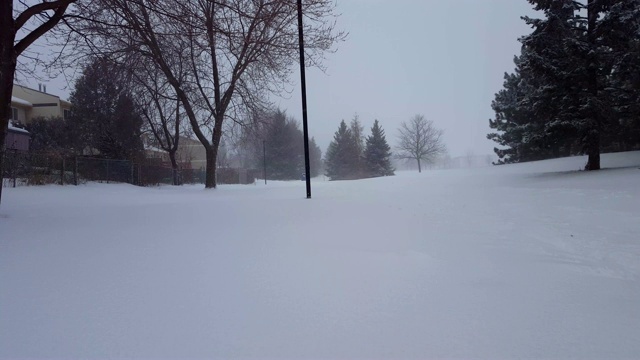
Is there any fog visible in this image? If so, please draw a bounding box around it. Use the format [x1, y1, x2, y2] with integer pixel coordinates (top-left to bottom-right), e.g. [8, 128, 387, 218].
[16, 0, 537, 158]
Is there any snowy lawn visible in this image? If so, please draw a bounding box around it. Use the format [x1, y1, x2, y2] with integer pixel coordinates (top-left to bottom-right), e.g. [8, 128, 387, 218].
[1, 152, 640, 358]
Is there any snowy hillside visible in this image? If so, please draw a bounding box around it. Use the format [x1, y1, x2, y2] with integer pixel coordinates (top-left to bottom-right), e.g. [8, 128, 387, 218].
[1, 152, 640, 358]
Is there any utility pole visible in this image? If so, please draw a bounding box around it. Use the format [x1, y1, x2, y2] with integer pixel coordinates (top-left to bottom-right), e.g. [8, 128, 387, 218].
[297, 0, 311, 198]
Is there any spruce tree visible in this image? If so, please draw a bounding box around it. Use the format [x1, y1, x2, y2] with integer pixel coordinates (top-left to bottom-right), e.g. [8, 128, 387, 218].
[309, 137, 323, 178]
[364, 120, 394, 177]
[600, 0, 640, 151]
[489, 0, 640, 168]
[69, 57, 144, 160]
[263, 110, 304, 180]
[349, 114, 365, 177]
[325, 120, 359, 180]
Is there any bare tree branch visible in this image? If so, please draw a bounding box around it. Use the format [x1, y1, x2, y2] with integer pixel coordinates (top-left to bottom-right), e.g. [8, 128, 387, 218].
[396, 114, 447, 173]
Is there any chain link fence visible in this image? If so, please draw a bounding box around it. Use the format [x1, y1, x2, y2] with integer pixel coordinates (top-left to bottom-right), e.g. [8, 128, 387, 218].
[2, 151, 255, 188]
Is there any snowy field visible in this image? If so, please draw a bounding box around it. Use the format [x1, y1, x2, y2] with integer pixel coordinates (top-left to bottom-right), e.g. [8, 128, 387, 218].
[1, 152, 640, 359]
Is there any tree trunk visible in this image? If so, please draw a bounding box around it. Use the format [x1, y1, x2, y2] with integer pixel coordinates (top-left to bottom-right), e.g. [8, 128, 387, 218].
[585, 133, 601, 170]
[585, 0, 601, 171]
[168, 150, 179, 186]
[417, 157, 422, 173]
[205, 146, 217, 188]
[0, 1, 17, 205]
[204, 114, 224, 189]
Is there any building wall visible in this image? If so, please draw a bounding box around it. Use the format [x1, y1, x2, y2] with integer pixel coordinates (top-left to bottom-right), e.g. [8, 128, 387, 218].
[11, 85, 69, 122]
[176, 137, 207, 170]
[10, 105, 29, 124]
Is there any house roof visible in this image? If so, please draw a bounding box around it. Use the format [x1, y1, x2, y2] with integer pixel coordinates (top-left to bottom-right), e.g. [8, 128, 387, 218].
[11, 96, 33, 108]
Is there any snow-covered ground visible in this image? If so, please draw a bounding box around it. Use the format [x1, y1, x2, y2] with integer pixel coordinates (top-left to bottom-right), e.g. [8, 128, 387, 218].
[1, 152, 640, 358]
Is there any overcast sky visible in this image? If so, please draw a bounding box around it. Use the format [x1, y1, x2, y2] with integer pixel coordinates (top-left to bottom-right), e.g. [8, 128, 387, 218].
[19, 0, 537, 158]
[275, 0, 536, 157]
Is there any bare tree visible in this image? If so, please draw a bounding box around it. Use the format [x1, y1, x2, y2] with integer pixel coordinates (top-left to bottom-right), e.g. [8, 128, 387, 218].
[134, 67, 185, 186]
[1, 0, 77, 205]
[64, 0, 345, 188]
[396, 114, 446, 173]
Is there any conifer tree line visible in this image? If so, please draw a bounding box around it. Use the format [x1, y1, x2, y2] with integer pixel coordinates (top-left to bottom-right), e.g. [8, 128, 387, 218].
[236, 109, 322, 181]
[325, 116, 395, 180]
[488, 0, 640, 169]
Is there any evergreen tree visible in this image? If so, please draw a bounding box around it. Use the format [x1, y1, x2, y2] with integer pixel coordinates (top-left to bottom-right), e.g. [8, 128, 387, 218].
[309, 137, 323, 178]
[69, 57, 144, 160]
[600, 0, 640, 151]
[349, 114, 365, 177]
[325, 120, 359, 180]
[263, 110, 303, 180]
[489, 0, 640, 168]
[487, 56, 558, 164]
[364, 120, 394, 177]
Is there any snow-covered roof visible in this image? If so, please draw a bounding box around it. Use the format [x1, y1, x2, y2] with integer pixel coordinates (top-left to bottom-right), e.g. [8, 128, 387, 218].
[144, 144, 166, 153]
[8, 120, 30, 134]
[11, 96, 32, 107]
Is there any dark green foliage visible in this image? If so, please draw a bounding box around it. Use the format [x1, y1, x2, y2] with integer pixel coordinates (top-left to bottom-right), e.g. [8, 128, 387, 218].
[488, 0, 640, 168]
[325, 120, 360, 180]
[263, 110, 304, 180]
[364, 120, 394, 177]
[309, 137, 323, 178]
[68, 57, 144, 160]
[349, 115, 365, 176]
[26, 116, 75, 155]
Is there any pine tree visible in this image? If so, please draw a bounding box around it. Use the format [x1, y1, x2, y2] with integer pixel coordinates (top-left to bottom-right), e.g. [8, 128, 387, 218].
[600, 0, 640, 151]
[325, 120, 359, 180]
[489, 0, 640, 168]
[364, 120, 394, 177]
[263, 110, 304, 180]
[69, 57, 144, 160]
[309, 137, 323, 178]
[349, 114, 365, 177]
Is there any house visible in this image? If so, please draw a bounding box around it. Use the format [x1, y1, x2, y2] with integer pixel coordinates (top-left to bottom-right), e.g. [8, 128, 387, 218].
[10, 84, 72, 124]
[176, 136, 206, 170]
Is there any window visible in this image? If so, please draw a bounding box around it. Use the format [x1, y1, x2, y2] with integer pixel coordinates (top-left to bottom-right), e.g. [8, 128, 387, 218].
[64, 109, 71, 120]
[11, 107, 18, 121]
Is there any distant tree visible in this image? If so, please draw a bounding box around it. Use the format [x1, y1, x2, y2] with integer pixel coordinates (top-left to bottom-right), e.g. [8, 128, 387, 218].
[396, 114, 446, 173]
[364, 120, 394, 177]
[236, 109, 321, 179]
[67, 0, 345, 188]
[133, 61, 188, 185]
[0, 0, 77, 205]
[309, 137, 323, 178]
[325, 120, 359, 180]
[349, 114, 365, 176]
[263, 110, 304, 180]
[68, 57, 144, 160]
[26, 116, 74, 155]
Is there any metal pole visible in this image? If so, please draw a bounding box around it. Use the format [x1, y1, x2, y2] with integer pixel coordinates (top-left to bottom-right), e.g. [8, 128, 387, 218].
[297, 0, 311, 199]
[263, 140, 267, 185]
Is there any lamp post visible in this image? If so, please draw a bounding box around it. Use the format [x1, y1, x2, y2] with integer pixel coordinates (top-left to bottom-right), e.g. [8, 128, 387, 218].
[297, 0, 311, 199]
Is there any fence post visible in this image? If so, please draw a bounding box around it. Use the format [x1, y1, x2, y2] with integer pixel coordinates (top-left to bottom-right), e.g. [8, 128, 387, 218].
[61, 158, 65, 185]
[106, 160, 110, 184]
[12, 149, 17, 188]
[73, 156, 78, 186]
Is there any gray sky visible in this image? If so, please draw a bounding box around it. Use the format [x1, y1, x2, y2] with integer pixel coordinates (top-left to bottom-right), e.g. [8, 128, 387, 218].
[19, 0, 536, 158]
[275, 0, 536, 157]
